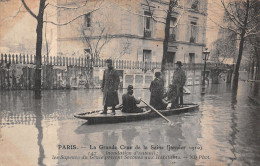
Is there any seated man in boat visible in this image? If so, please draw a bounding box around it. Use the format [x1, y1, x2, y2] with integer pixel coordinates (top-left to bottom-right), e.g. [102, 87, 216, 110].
[121, 85, 143, 113]
[165, 84, 177, 108]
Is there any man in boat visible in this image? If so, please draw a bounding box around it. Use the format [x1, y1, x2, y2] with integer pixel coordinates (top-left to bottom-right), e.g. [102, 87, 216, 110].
[149, 72, 167, 110]
[172, 61, 186, 108]
[121, 85, 143, 113]
[101, 59, 120, 115]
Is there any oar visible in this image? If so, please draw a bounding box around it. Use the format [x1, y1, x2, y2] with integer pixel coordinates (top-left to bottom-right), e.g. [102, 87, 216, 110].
[140, 98, 173, 125]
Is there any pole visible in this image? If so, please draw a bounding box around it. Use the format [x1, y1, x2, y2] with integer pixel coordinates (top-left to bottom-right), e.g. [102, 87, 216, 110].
[140, 99, 173, 124]
[202, 54, 207, 85]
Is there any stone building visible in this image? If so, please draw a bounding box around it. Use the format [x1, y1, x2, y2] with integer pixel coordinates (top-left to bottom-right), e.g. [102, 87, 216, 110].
[57, 0, 208, 62]
[56, 0, 208, 88]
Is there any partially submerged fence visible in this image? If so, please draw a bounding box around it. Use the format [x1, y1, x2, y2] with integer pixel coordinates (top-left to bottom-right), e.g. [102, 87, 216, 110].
[0, 53, 232, 90]
[0, 53, 229, 70]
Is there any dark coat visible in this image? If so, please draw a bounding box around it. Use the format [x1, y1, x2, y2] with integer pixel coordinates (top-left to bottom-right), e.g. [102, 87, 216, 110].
[122, 93, 142, 113]
[102, 68, 120, 106]
[172, 68, 186, 97]
[149, 78, 166, 110]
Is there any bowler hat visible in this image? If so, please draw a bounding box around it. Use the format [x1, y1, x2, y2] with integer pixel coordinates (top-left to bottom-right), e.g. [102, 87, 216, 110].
[106, 59, 112, 63]
[175, 61, 183, 66]
[127, 85, 133, 90]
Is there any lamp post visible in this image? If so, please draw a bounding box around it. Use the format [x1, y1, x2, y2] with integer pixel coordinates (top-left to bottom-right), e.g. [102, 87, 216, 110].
[202, 48, 210, 85]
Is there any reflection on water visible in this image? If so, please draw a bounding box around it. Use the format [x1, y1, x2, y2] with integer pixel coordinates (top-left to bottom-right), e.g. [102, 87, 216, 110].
[33, 100, 46, 166]
[0, 82, 260, 166]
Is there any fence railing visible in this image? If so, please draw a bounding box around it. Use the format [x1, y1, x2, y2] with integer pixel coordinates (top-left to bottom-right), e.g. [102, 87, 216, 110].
[0, 53, 231, 71]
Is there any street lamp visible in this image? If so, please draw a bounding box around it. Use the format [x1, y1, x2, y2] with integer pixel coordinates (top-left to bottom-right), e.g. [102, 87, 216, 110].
[202, 48, 210, 85]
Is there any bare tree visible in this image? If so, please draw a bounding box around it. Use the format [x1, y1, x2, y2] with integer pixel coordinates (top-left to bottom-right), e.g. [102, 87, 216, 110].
[219, 0, 260, 88]
[143, 0, 181, 84]
[19, 0, 103, 98]
[20, 0, 47, 98]
[81, 25, 113, 61]
[211, 33, 237, 65]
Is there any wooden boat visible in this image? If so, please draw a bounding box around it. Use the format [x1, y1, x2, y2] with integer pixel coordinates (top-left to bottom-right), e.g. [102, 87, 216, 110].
[74, 103, 199, 124]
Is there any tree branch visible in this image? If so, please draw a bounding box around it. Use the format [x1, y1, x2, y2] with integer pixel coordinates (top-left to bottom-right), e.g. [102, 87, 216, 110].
[21, 0, 37, 19]
[221, 0, 244, 29]
[43, 7, 100, 26]
[208, 16, 240, 35]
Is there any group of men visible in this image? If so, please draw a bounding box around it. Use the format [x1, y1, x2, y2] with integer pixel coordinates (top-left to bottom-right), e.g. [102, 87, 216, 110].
[100, 59, 186, 115]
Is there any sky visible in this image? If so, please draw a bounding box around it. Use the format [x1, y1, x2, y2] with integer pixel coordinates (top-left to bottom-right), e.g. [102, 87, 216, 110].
[206, 0, 225, 48]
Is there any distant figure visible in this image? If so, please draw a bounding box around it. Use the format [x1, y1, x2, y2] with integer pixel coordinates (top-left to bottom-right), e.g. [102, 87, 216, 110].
[172, 61, 186, 108]
[101, 59, 120, 115]
[122, 85, 143, 113]
[149, 72, 167, 110]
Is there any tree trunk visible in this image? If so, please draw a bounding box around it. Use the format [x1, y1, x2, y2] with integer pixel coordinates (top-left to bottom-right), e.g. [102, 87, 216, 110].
[232, 0, 249, 90]
[161, 0, 175, 86]
[232, 33, 245, 89]
[35, 0, 46, 99]
[250, 58, 255, 80]
[256, 51, 260, 80]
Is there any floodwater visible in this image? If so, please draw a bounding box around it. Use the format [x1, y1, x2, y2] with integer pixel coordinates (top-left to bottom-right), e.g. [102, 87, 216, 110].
[0, 82, 260, 166]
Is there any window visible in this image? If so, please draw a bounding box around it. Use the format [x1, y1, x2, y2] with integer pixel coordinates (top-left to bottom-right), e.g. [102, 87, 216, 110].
[190, 21, 198, 43]
[144, 11, 151, 30]
[170, 17, 177, 41]
[189, 53, 195, 63]
[144, 11, 152, 38]
[166, 52, 176, 64]
[84, 14, 91, 27]
[191, 0, 199, 10]
[143, 50, 152, 62]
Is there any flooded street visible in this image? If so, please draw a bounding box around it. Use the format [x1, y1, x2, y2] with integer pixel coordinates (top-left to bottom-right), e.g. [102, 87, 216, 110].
[0, 82, 260, 166]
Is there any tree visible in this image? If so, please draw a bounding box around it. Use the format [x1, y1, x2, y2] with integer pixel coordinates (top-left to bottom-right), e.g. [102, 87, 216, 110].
[144, 0, 180, 82]
[219, 0, 260, 88]
[19, 0, 103, 98]
[210, 32, 237, 65]
[247, 0, 260, 80]
[21, 0, 46, 99]
[81, 14, 114, 60]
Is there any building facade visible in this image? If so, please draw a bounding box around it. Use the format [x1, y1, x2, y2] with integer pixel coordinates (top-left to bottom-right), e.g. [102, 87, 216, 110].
[56, 0, 208, 88]
[57, 0, 208, 63]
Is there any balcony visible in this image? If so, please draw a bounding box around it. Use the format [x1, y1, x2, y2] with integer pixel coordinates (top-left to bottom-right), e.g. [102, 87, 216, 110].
[144, 29, 152, 38]
[169, 33, 176, 41]
[190, 37, 196, 43]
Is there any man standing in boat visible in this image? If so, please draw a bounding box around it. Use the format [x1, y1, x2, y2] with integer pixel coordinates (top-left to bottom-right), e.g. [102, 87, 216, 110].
[101, 59, 120, 115]
[121, 85, 143, 113]
[149, 72, 167, 110]
[172, 61, 186, 108]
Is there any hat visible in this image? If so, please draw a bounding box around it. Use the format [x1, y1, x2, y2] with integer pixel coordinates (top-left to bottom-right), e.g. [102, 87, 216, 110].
[175, 61, 183, 66]
[106, 59, 112, 63]
[127, 85, 133, 90]
[155, 72, 161, 78]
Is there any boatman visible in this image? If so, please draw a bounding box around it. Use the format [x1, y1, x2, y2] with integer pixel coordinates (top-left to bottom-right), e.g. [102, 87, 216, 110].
[122, 85, 143, 113]
[101, 59, 120, 115]
[172, 61, 186, 108]
[149, 72, 167, 110]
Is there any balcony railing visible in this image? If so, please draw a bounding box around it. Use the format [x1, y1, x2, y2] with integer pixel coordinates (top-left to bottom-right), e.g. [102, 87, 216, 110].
[144, 29, 152, 38]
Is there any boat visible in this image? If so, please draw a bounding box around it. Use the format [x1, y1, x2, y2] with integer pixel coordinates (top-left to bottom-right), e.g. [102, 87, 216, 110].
[74, 103, 199, 124]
